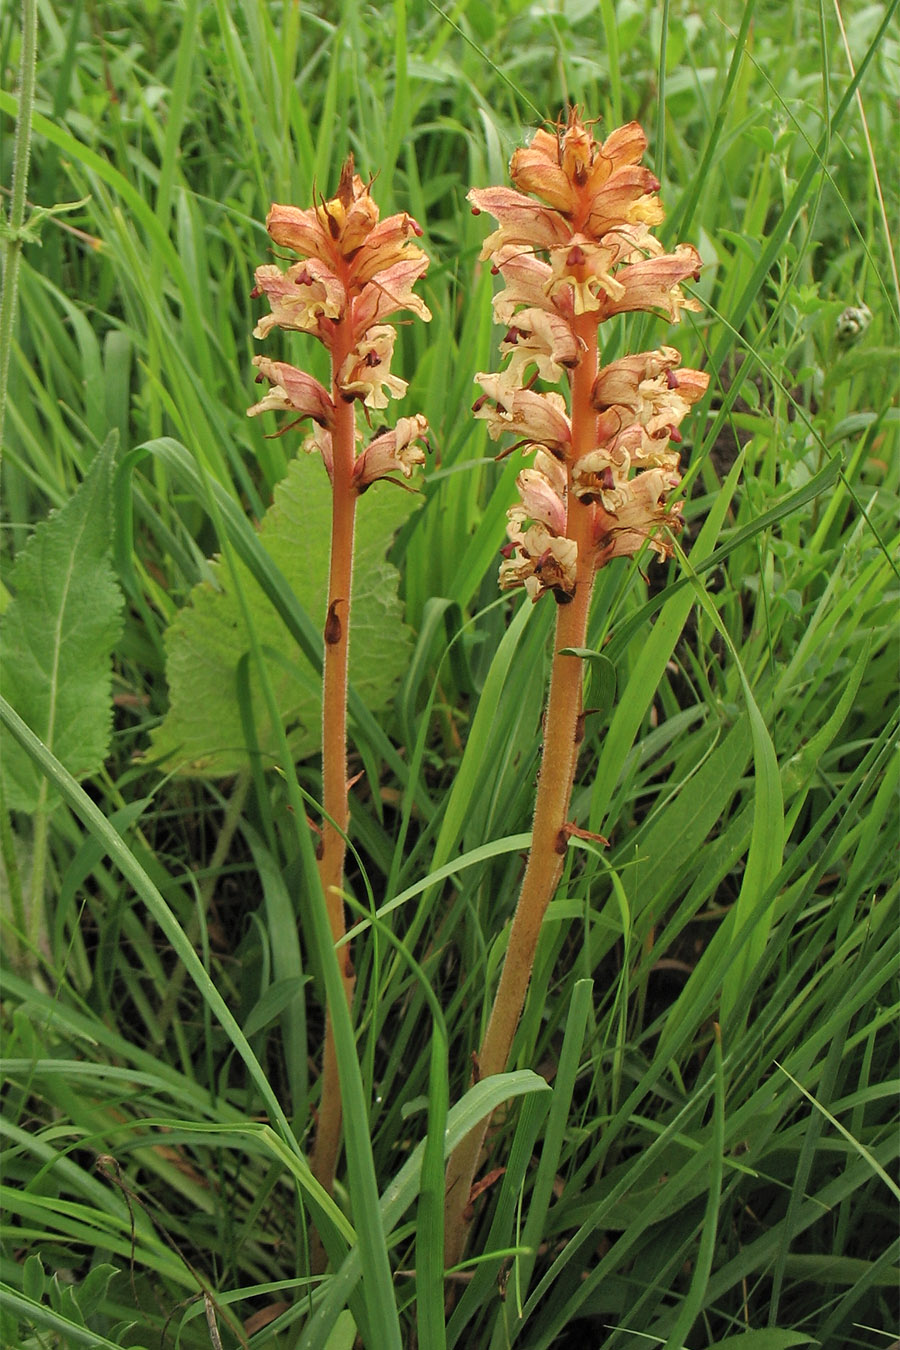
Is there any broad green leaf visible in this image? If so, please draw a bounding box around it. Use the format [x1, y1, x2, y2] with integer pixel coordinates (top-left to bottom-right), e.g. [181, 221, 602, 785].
[0, 436, 124, 812]
[152, 452, 417, 776]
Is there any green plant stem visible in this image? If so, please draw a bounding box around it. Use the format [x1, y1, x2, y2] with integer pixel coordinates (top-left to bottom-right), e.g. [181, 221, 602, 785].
[0, 0, 37, 469]
[443, 315, 600, 1270]
[3, 0, 40, 968]
[26, 791, 50, 960]
[309, 321, 359, 1203]
[0, 781, 25, 964]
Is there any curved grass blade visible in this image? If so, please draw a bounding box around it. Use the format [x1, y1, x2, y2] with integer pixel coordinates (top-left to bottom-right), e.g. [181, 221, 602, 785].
[0, 693, 350, 1274]
[298, 1071, 551, 1350]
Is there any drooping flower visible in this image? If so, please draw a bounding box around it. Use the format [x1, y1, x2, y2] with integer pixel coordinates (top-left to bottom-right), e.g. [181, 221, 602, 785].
[351, 414, 430, 491]
[468, 187, 574, 259]
[508, 454, 568, 536]
[541, 232, 631, 314]
[499, 307, 581, 383]
[590, 346, 682, 410]
[350, 255, 432, 335]
[498, 449, 574, 603]
[500, 524, 578, 603]
[593, 465, 686, 567]
[252, 259, 346, 341]
[489, 246, 574, 327]
[473, 373, 572, 457]
[247, 356, 336, 429]
[597, 244, 703, 323]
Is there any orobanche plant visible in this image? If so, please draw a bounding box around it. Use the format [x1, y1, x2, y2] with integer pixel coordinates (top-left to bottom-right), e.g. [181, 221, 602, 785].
[248, 158, 431, 1207]
[443, 108, 708, 1265]
[246, 111, 708, 1279]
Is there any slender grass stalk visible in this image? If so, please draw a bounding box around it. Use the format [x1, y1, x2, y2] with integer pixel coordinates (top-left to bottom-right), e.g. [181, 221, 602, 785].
[2, 0, 38, 966]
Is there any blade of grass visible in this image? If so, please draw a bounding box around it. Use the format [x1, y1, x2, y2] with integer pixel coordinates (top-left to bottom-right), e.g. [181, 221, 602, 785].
[590, 449, 744, 830]
[667, 540, 785, 1029]
[298, 1070, 551, 1349]
[490, 977, 594, 1349]
[773, 1061, 900, 1205]
[662, 1023, 725, 1349]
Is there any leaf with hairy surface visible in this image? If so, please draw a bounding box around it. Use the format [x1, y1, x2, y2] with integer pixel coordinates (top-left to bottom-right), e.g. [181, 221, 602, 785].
[0, 435, 123, 812]
[151, 452, 416, 776]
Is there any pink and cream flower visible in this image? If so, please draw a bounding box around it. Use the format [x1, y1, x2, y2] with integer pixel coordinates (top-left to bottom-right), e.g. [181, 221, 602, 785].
[352, 414, 431, 491]
[500, 525, 578, 603]
[247, 356, 336, 428]
[473, 372, 572, 457]
[337, 325, 408, 409]
[593, 466, 686, 567]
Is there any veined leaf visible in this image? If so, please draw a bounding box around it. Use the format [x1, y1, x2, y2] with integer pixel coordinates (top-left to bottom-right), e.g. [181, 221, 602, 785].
[152, 452, 417, 776]
[0, 436, 124, 812]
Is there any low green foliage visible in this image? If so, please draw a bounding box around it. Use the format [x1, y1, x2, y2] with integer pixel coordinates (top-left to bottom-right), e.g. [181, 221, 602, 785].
[1, 0, 897, 1347]
[151, 455, 417, 776]
[0, 435, 123, 812]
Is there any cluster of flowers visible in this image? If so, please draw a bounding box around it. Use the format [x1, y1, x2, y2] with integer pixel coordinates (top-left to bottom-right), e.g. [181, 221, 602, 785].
[469, 112, 709, 602]
[247, 157, 430, 490]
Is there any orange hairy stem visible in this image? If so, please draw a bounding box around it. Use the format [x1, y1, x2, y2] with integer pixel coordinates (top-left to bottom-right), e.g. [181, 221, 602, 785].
[248, 165, 431, 1278]
[443, 313, 600, 1270]
[309, 316, 359, 1204]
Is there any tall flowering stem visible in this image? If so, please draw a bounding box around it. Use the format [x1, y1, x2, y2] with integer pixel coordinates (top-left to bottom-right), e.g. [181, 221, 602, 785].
[248, 161, 430, 1205]
[443, 111, 708, 1268]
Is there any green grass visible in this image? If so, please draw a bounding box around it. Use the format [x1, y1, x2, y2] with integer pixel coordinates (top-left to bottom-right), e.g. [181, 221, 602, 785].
[1, 0, 898, 1346]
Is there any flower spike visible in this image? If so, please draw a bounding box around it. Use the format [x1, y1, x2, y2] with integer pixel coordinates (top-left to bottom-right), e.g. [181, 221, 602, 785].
[248, 159, 431, 1237]
[445, 109, 710, 1272]
[466, 112, 708, 593]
